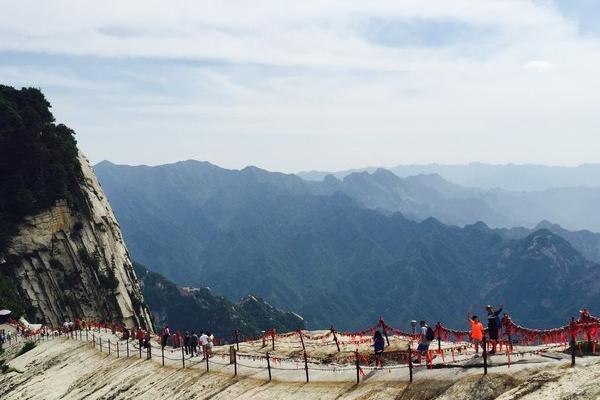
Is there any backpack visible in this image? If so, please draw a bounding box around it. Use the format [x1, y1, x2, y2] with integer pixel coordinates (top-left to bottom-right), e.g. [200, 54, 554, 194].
[425, 326, 435, 341]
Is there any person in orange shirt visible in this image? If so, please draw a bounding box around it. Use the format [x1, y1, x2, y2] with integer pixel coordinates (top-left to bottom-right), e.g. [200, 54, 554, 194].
[467, 313, 484, 354]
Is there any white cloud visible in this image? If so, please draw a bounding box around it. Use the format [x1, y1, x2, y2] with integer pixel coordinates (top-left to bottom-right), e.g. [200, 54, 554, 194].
[523, 60, 554, 72]
[0, 0, 599, 171]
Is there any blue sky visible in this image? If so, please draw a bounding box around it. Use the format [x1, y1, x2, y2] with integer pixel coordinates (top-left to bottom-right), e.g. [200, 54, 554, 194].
[1, 0, 599, 171]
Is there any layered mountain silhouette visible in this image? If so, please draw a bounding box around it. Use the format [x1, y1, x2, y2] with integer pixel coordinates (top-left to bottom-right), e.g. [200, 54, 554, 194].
[95, 160, 600, 330]
[305, 168, 600, 232]
[496, 220, 600, 264]
[299, 163, 600, 192]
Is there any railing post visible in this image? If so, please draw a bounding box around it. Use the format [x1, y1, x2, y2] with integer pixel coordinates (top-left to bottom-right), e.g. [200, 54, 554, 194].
[127, 339, 129, 357]
[271, 329, 275, 351]
[436, 322, 442, 352]
[571, 336, 576, 366]
[108, 339, 111, 355]
[408, 343, 413, 383]
[100, 337, 102, 353]
[303, 350, 309, 383]
[161, 344, 165, 366]
[182, 344, 185, 369]
[117, 341, 120, 358]
[233, 348, 237, 376]
[570, 317, 577, 367]
[355, 350, 360, 384]
[266, 352, 272, 381]
[206, 352, 209, 371]
[331, 326, 340, 352]
[298, 330, 305, 351]
[482, 336, 488, 375]
[587, 323, 592, 347]
[235, 329, 240, 351]
[379, 318, 390, 346]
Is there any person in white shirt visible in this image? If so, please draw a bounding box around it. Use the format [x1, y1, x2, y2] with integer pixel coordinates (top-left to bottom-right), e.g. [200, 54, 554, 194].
[199, 332, 209, 358]
[207, 332, 214, 357]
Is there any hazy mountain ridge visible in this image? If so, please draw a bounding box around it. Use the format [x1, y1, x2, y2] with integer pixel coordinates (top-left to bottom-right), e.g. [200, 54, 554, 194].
[298, 163, 600, 191]
[95, 160, 600, 330]
[307, 167, 600, 232]
[495, 220, 600, 264]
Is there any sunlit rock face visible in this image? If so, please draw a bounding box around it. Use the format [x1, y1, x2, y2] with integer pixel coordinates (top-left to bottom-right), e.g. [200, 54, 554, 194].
[3, 153, 153, 331]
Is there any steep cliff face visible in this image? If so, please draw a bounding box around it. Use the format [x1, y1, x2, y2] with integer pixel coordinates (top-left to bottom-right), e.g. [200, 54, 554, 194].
[2, 153, 153, 330]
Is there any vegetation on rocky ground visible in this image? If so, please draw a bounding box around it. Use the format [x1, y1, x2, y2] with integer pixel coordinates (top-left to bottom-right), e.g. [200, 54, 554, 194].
[0, 85, 84, 318]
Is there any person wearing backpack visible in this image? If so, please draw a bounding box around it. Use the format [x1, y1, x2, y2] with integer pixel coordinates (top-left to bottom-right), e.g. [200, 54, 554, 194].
[191, 331, 199, 357]
[415, 320, 434, 363]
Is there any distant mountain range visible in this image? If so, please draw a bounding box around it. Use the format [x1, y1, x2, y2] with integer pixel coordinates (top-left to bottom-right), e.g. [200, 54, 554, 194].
[315, 168, 600, 233]
[134, 262, 304, 338]
[95, 160, 600, 330]
[299, 163, 600, 192]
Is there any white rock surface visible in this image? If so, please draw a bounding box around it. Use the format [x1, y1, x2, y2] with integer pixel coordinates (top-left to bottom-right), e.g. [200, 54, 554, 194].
[2, 336, 600, 400]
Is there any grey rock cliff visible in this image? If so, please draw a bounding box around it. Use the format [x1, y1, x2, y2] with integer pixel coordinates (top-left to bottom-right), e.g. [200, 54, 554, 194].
[3, 153, 153, 330]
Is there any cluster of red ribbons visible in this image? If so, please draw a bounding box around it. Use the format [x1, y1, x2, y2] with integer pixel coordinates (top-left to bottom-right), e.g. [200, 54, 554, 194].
[434, 310, 600, 345]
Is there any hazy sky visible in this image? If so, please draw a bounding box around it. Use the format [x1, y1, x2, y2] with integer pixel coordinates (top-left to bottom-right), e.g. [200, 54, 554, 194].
[1, 0, 599, 172]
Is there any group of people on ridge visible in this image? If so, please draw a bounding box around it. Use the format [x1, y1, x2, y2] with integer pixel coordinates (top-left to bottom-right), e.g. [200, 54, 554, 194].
[182, 330, 214, 358]
[373, 304, 504, 366]
[157, 325, 214, 358]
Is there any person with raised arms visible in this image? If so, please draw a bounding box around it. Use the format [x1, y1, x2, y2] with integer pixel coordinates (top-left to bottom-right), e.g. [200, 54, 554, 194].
[486, 304, 503, 355]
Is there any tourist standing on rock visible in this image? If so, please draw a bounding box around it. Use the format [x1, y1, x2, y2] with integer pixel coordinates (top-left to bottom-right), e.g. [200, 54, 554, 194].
[486, 304, 503, 354]
[191, 331, 199, 357]
[417, 320, 434, 361]
[143, 330, 151, 349]
[199, 331, 209, 359]
[467, 312, 484, 355]
[373, 330, 385, 367]
[161, 325, 170, 348]
[184, 331, 191, 355]
[136, 327, 145, 349]
[172, 330, 179, 348]
[207, 332, 214, 358]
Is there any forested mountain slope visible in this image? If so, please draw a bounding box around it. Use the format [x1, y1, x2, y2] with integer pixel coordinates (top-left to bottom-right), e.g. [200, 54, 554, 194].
[134, 262, 305, 338]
